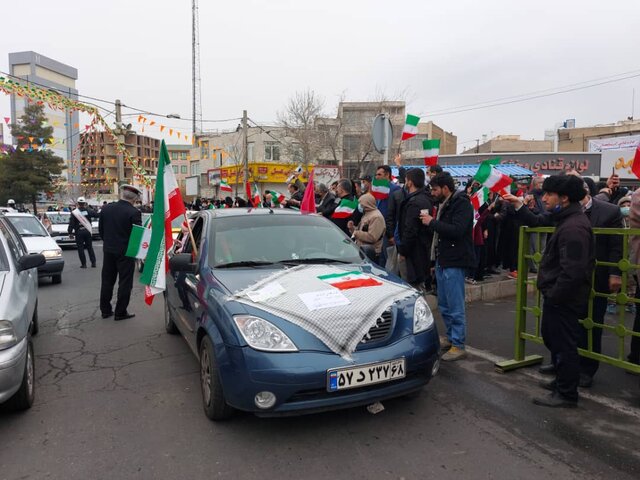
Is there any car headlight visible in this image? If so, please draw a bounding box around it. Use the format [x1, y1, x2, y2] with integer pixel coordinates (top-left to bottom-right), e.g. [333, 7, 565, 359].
[0, 320, 18, 351]
[41, 249, 63, 259]
[413, 296, 434, 334]
[233, 315, 298, 352]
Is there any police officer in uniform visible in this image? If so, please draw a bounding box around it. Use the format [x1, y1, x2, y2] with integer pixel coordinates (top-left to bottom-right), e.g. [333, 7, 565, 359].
[68, 196, 97, 268]
[99, 185, 142, 321]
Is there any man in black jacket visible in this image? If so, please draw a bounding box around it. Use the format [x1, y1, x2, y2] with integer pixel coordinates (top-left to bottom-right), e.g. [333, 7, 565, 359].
[98, 185, 143, 321]
[330, 179, 362, 236]
[396, 168, 432, 290]
[537, 180, 623, 387]
[503, 175, 594, 407]
[315, 183, 337, 218]
[420, 173, 474, 361]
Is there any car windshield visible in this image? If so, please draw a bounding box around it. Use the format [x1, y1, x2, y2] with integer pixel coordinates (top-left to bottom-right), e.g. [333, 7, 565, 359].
[47, 213, 70, 225]
[211, 214, 364, 267]
[7, 216, 49, 237]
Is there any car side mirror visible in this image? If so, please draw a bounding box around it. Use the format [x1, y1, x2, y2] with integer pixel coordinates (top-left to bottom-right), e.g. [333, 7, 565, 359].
[169, 253, 198, 273]
[18, 253, 46, 272]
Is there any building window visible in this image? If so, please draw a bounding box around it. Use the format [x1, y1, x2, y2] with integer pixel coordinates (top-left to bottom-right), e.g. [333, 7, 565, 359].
[172, 165, 178, 174]
[181, 165, 188, 174]
[170, 151, 178, 161]
[264, 142, 280, 161]
[190, 161, 200, 175]
[343, 135, 362, 160]
[201, 141, 209, 159]
[180, 151, 188, 161]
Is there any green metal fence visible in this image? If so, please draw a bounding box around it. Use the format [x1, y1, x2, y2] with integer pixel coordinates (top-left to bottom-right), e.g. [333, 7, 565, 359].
[495, 226, 640, 374]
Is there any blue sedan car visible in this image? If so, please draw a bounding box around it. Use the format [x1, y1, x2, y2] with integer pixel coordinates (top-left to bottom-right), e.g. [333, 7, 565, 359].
[165, 208, 440, 420]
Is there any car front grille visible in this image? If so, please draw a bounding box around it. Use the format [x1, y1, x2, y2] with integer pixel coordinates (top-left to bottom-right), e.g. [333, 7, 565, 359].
[360, 309, 393, 344]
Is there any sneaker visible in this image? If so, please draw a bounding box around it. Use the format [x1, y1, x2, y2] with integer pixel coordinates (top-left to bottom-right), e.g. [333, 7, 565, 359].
[441, 346, 467, 361]
[507, 271, 518, 280]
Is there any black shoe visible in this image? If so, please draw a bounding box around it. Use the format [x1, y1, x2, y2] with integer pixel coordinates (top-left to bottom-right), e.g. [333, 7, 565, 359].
[539, 379, 556, 391]
[102, 312, 114, 319]
[80, 265, 87, 269]
[532, 392, 577, 408]
[91, 263, 96, 268]
[114, 313, 135, 321]
[579, 373, 593, 388]
[538, 363, 556, 375]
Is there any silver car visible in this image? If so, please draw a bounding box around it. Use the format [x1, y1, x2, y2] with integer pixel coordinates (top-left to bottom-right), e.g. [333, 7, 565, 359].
[0, 214, 45, 410]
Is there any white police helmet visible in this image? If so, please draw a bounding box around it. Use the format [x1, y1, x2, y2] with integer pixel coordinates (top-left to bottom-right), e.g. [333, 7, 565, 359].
[77, 196, 86, 204]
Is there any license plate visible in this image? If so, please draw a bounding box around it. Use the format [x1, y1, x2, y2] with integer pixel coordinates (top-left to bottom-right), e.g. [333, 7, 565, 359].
[327, 358, 406, 392]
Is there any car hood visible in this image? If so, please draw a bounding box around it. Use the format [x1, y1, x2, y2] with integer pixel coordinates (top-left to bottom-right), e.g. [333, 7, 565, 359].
[211, 262, 400, 294]
[21, 235, 60, 254]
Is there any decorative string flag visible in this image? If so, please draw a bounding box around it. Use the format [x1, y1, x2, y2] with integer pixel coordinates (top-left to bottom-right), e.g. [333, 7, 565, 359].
[401, 114, 420, 141]
[631, 146, 640, 179]
[370, 178, 390, 200]
[473, 157, 512, 195]
[140, 140, 186, 305]
[422, 139, 440, 166]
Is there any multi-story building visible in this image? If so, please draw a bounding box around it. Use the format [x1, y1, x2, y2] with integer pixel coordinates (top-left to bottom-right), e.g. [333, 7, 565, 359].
[402, 121, 457, 162]
[461, 135, 553, 154]
[77, 130, 159, 195]
[167, 144, 191, 196]
[557, 119, 640, 152]
[8, 51, 80, 185]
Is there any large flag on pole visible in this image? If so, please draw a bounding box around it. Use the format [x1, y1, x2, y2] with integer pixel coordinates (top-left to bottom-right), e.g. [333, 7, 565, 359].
[473, 157, 512, 195]
[300, 168, 316, 214]
[401, 114, 420, 141]
[140, 140, 186, 305]
[422, 139, 440, 166]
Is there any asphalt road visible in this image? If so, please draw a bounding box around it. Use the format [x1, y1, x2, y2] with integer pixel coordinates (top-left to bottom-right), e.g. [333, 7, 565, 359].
[1, 245, 639, 480]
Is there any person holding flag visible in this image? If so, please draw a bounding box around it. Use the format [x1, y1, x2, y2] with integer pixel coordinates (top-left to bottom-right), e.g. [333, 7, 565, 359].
[139, 140, 187, 306]
[99, 185, 143, 320]
[331, 179, 362, 235]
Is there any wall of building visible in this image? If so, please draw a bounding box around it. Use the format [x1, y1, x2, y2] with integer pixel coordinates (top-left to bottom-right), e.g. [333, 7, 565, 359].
[557, 120, 640, 152]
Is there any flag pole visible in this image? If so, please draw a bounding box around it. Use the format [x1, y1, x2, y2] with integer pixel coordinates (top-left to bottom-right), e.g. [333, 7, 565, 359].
[183, 213, 198, 257]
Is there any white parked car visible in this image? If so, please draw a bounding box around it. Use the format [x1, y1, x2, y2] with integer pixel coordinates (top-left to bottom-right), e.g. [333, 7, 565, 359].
[4, 213, 64, 284]
[0, 213, 45, 410]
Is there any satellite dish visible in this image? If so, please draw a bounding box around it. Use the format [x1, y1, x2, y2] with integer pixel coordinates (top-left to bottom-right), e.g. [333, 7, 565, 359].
[372, 114, 393, 154]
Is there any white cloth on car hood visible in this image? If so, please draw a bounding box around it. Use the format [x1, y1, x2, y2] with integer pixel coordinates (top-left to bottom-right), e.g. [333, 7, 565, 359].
[232, 265, 416, 358]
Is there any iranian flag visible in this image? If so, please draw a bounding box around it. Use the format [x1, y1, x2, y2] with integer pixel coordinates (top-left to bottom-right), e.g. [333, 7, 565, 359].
[471, 187, 490, 211]
[632, 146, 640, 180]
[401, 114, 420, 141]
[474, 158, 512, 195]
[140, 140, 186, 305]
[251, 183, 261, 207]
[300, 168, 316, 214]
[125, 216, 152, 260]
[422, 139, 440, 166]
[318, 271, 383, 290]
[370, 178, 390, 200]
[220, 180, 233, 193]
[331, 197, 358, 219]
[268, 190, 286, 206]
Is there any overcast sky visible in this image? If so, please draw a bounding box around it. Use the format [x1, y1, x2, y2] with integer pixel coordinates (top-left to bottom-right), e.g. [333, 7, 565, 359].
[2, 0, 640, 152]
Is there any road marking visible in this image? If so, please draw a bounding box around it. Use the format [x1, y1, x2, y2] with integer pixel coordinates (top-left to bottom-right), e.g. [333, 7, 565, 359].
[464, 345, 640, 420]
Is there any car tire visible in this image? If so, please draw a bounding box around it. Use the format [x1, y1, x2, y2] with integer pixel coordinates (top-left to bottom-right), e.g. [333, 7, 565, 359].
[164, 294, 179, 335]
[51, 274, 62, 285]
[7, 336, 35, 411]
[199, 336, 234, 421]
[31, 300, 39, 336]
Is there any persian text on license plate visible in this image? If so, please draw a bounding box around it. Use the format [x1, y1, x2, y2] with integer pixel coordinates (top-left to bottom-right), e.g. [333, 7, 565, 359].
[327, 358, 406, 392]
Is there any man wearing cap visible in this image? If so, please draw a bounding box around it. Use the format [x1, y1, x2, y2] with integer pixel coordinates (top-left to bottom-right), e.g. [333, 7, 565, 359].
[6, 199, 17, 212]
[68, 197, 98, 268]
[503, 175, 594, 408]
[98, 185, 142, 321]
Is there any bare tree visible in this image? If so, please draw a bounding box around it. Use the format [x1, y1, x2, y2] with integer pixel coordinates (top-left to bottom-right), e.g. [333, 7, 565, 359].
[278, 89, 325, 167]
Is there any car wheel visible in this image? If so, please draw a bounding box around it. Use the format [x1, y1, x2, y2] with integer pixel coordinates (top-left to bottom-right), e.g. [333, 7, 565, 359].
[51, 274, 62, 284]
[7, 336, 35, 411]
[164, 294, 179, 335]
[31, 300, 39, 336]
[199, 336, 233, 421]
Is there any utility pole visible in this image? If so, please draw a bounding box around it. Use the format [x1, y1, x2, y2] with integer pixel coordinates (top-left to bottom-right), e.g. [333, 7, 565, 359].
[242, 110, 248, 187]
[115, 99, 124, 189]
[475, 139, 480, 154]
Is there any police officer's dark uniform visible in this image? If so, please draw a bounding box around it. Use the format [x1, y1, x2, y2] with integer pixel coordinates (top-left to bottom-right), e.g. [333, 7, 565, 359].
[99, 185, 142, 321]
[514, 175, 594, 407]
[68, 197, 97, 268]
